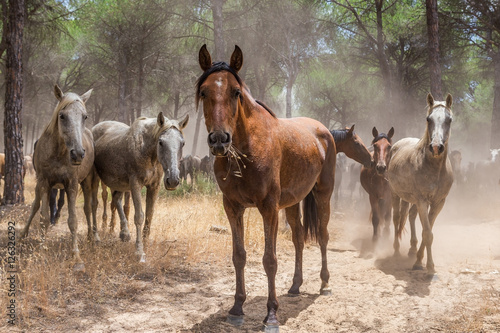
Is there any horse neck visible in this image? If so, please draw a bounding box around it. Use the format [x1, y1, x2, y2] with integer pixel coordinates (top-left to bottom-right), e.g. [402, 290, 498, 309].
[231, 98, 269, 151]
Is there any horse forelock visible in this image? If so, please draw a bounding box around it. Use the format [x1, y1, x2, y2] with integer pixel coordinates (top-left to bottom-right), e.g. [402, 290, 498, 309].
[196, 61, 276, 119]
[330, 129, 348, 143]
[372, 133, 392, 145]
[45, 93, 85, 136]
[427, 102, 453, 117]
[150, 118, 182, 142]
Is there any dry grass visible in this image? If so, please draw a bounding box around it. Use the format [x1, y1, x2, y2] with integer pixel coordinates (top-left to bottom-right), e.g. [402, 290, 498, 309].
[0, 174, 293, 331]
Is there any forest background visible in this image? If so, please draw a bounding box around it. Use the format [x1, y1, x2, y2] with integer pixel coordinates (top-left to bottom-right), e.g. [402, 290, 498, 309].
[1, 0, 499, 203]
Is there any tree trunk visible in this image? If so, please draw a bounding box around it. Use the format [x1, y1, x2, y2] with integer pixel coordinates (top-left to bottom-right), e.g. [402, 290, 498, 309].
[3, 0, 25, 205]
[426, 0, 442, 100]
[174, 91, 180, 119]
[491, 50, 500, 149]
[375, 0, 393, 120]
[285, 75, 293, 118]
[191, 111, 203, 156]
[117, 41, 129, 123]
[211, 0, 226, 60]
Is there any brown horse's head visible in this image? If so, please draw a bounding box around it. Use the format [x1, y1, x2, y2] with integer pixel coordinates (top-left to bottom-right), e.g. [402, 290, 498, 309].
[50, 85, 92, 165]
[426, 93, 453, 157]
[197, 44, 244, 157]
[372, 127, 394, 175]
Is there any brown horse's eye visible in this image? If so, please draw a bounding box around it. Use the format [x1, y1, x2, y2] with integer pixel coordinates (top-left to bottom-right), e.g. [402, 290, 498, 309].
[199, 91, 206, 98]
[235, 89, 241, 98]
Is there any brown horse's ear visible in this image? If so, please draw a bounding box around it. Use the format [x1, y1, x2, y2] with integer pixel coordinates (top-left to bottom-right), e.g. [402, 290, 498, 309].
[157, 112, 165, 126]
[427, 93, 434, 107]
[199, 44, 212, 72]
[446, 93, 453, 108]
[80, 89, 93, 104]
[347, 124, 355, 137]
[388, 127, 395, 139]
[54, 85, 64, 101]
[230, 45, 243, 72]
[178, 114, 189, 129]
[372, 126, 378, 138]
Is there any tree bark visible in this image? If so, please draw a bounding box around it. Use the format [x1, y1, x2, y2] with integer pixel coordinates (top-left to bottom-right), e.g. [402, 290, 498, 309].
[491, 50, 500, 149]
[3, 0, 25, 205]
[211, 0, 226, 60]
[426, 0, 443, 99]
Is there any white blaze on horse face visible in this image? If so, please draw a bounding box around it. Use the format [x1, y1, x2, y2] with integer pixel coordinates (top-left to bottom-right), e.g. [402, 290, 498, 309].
[215, 78, 223, 88]
[428, 105, 452, 156]
[158, 128, 185, 190]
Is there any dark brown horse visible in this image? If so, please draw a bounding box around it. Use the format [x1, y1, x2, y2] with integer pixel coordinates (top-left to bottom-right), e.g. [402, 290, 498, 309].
[197, 45, 336, 328]
[360, 127, 394, 241]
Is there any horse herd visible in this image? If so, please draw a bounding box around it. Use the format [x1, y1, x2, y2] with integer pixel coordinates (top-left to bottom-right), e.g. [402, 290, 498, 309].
[4, 44, 493, 329]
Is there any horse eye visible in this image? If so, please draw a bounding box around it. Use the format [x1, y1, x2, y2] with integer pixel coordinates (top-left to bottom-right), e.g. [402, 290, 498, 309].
[59, 114, 65, 120]
[159, 141, 163, 146]
[235, 90, 241, 98]
[199, 91, 205, 98]
[426, 116, 430, 122]
[84, 115, 88, 120]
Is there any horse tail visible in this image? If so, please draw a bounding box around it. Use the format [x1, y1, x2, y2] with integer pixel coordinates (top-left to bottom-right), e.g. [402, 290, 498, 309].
[303, 190, 319, 242]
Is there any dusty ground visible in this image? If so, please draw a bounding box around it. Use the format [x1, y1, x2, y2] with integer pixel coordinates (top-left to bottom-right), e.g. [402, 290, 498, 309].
[1, 178, 500, 332]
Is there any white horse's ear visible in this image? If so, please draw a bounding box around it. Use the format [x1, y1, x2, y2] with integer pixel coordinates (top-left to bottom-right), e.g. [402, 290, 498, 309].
[230, 45, 243, 73]
[54, 85, 64, 101]
[179, 114, 189, 129]
[427, 93, 434, 107]
[157, 112, 165, 126]
[80, 89, 93, 104]
[388, 127, 395, 139]
[372, 126, 378, 138]
[199, 44, 212, 72]
[446, 93, 453, 108]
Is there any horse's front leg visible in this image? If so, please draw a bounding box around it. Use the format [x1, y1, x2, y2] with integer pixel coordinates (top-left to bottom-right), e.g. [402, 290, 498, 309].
[285, 204, 304, 295]
[130, 181, 146, 262]
[65, 182, 85, 271]
[113, 191, 131, 241]
[408, 204, 418, 257]
[82, 171, 100, 244]
[257, 199, 280, 327]
[421, 198, 446, 274]
[142, 184, 160, 245]
[369, 194, 381, 241]
[20, 180, 44, 238]
[413, 201, 431, 273]
[224, 197, 246, 324]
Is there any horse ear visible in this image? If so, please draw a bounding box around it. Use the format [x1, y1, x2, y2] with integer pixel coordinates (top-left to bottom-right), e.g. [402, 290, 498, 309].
[178, 114, 189, 129]
[372, 127, 378, 138]
[427, 93, 434, 107]
[347, 124, 355, 137]
[157, 112, 165, 126]
[388, 127, 395, 139]
[80, 89, 93, 104]
[199, 44, 212, 72]
[446, 93, 453, 108]
[54, 85, 64, 101]
[230, 45, 243, 72]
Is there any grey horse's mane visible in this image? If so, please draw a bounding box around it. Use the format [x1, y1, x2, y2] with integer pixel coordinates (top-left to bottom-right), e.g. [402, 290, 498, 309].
[44, 93, 84, 136]
[134, 116, 182, 142]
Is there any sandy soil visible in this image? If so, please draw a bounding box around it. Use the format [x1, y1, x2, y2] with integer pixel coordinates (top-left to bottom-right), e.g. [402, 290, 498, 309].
[2, 185, 500, 332]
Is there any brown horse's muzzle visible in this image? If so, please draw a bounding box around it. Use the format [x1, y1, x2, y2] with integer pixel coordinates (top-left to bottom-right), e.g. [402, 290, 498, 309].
[70, 148, 85, 165]
[208, 131, 231, 156]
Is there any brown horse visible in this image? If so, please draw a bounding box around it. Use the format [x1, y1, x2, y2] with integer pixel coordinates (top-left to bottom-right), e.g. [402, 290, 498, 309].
[197, 45, 336, 328]
[360, 127, 395, 241]
[20, 85, 97, 271]
[388, 93, 454, 275]
[91, 113, 188, 262]
[330, 126, 372, 202]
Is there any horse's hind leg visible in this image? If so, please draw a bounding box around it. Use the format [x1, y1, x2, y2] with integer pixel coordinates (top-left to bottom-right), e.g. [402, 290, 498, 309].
[408, 204, 418, 257]
[285, 203, 303, 295]
[124, 191, 131, 223]
[49, 188, 57, 225]
[101, 182, 108, 230]
[392, 195, 409, 256]
[113, 191, 131, 242]
[54, 189, 65, 225]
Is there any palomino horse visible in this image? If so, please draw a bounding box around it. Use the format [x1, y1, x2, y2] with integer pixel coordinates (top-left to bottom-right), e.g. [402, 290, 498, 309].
[20, 85, 98, 271]
[91, 113, 188, 262]
[197, 44, 336, 328]
[360, 127, 394, 240]
[388, 93, 454, 275]
[330, 125, 372, 202]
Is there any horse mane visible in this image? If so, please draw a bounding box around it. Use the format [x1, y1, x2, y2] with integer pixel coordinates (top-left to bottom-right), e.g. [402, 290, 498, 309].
[330, 129, 349, 143]
[137, 116, 182, 142]
[372, 133, 392, 145]
[196, 61, 276, 118]
[44, 93, 84, 135]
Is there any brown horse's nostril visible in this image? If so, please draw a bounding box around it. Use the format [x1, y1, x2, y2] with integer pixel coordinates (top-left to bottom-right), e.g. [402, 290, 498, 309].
[208, 131, 231, 146]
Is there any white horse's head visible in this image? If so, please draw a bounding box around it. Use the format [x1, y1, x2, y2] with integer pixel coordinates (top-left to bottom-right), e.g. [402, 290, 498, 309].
[426, 93, 453, 157]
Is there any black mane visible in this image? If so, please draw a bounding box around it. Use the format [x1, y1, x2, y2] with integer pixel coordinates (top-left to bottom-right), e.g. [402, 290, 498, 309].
[330, 129, 349, 143]
[196, 61, 276, 118]
[372, 133, 392, 144]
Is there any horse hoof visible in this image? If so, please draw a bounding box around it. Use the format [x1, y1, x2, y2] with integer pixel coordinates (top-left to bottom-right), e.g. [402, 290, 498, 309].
[262, 323, 280, 333]
[412, 264, 424, 271]
[73, 262, 85, 272]
[287, 291, 300, 297]
[226, 314, 244, 326]
[320, 287, 332, 296]
[120, 232, 131, 242]
[137, 253, 146, 263]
